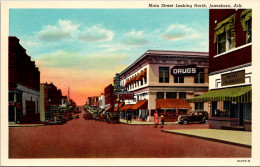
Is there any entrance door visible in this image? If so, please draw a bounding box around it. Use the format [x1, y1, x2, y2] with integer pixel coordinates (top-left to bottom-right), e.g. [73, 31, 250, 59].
[239, 103, 244, 126]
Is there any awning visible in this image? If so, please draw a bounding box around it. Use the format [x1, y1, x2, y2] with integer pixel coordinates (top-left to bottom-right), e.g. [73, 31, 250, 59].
[186, 85, 252, 103]
[156, 99, 191, 110]
[132, 100, 148, 110]
[119, 104, 134, 111]
[104, 106, 113, 112]
[241, 9, 252, 31]
[114, 102, 124, 111]
[136, 69, 147, 81]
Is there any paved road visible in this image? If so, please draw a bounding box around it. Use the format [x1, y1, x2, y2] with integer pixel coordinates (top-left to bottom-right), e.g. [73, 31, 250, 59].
[9, 112, 251, 158]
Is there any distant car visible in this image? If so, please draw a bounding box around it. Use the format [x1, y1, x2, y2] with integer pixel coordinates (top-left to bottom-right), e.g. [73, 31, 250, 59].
[178, 110, 209, 124]
[83, 113, 93, 120]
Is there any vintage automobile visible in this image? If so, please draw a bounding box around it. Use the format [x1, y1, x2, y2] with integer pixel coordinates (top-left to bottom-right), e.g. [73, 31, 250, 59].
[107, 112, 120, 123]
[83, 113, 93, 120]
[178, 110, 209, 124]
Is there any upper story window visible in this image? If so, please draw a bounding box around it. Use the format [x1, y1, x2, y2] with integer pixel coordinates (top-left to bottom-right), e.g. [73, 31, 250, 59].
[159, 67, 169, 83]
[174, 76, 184, 83]
[156, 92, 164, 99]
[166, 92, 177, 99]
[241, 9, 252, 44]
[195, 68, 204, 84]
[179, 92, 186, 99]
[214, 13, 236, 55]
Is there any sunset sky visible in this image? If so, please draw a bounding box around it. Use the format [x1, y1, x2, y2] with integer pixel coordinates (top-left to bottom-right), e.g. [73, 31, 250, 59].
[9, 9, 209, 105]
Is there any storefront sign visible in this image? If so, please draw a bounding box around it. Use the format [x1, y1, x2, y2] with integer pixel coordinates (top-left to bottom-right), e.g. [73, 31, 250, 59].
[171, 65, 197, 76]
[119, 93, 134, 100]
[221, 70, 245, 86]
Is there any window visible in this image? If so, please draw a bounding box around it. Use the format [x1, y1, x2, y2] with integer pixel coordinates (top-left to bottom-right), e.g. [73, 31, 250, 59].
[159, 67, 169, 83]
[195, 102, 204, 110]
[246, 19, 252, 43]
[166, 92, 177, 99]
[9, 93, 14, 102]
[179, 92, 186, 99]
[195, 68, 204, 84]
[174, 76, 184, 83]
[217, 30, 236, 54]
[156, 92, 164, 99]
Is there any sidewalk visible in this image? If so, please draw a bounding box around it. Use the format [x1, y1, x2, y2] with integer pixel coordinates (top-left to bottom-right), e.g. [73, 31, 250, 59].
[120, 119, 178, 125]
[9, 122, 46, 127]
[163, 129, 252, 148]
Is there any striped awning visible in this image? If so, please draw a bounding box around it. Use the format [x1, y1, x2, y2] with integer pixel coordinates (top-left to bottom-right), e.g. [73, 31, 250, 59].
[186, 85, 252, 103]
[114, 102, 125, 112]
[119, 104, 134, 111]
[131, 100, 148, 110]
[156, 99, 191, 110]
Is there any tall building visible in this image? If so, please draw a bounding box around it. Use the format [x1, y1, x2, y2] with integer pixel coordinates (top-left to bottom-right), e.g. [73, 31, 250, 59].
[118, 50, 209, 122]
[8, 36, 40, 123]
[189, 9, 252, 131]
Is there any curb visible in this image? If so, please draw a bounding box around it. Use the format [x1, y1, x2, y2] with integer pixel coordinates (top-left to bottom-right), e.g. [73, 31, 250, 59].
[9, 124, 46, 127]
[162, 130, 251, 148]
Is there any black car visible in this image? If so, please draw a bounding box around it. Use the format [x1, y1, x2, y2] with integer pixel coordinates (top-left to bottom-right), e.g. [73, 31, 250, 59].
[178, 110, 209, 124]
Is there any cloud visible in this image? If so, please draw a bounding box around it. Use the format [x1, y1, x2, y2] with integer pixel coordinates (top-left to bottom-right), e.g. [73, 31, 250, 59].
[123, 30, 149, 46]
[79, 25, 114, 42]
[37, 50, 79, 68]
[162, 23, 200, 41]
[38, 19, 80, 41]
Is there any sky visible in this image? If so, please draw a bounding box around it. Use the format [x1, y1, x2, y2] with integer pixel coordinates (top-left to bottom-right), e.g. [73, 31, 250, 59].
[9, 9, 209, 106]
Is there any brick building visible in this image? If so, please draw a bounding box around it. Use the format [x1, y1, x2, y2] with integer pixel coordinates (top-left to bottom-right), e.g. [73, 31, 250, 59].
[8, 36, 40, 123]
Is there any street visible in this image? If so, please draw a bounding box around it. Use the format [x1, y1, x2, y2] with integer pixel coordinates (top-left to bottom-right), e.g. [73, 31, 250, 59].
[9, 112, 251, 158]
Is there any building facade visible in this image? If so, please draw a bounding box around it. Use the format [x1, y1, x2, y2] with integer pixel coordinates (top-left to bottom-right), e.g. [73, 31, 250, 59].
[9, 36, 40, 123]
[189, 9, 252, 131]
[118, 50, 209, 122]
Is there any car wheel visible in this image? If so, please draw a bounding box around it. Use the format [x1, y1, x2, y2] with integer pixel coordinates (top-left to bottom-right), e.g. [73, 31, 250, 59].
[182, 120, 188, 125]
[203, 117, 208, 124]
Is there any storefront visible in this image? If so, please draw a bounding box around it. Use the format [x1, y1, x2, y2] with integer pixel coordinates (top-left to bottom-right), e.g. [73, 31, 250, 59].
[118, 50, 209, 122]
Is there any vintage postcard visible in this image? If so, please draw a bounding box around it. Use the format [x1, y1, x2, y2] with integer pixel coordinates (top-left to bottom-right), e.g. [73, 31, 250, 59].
[1, 0, 260, 166]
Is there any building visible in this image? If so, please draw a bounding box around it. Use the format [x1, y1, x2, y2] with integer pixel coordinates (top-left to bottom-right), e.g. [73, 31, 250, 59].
[188, 9, 252, 131]
[99, 93, 105, 110]
[9, 36, 40, 123]
[118, 50, 209, 122]
[39, 82, 63, 121]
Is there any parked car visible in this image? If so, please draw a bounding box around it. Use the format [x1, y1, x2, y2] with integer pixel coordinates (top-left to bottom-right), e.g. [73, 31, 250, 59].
[83, 113, 93, 120]
[107, 112, 120, 123]
[178, 110, 209, 124]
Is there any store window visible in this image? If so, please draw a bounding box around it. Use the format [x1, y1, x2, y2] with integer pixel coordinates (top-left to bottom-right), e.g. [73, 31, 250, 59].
[195, 68, 204, 83]
[179, 92, 186, 99]
[166, 92, 177, 99]
[244, 103, 252, 120]
[9, 92, 14, 102]
[159, 67, 169, 83]
[174, 76, 184, 83]
[156, 92, 164, 99]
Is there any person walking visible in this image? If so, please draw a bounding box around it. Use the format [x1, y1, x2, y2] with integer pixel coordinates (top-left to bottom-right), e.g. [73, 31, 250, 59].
[160, 113, 165, 128]
[153, 110, 159, 128]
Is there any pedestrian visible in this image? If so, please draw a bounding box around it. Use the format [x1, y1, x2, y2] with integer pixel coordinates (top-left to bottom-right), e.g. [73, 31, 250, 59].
[126, 113, 129, 123]
[160, 113, 165, 128]
[153, 110, 159, 128]
[128, 113, 132, 123]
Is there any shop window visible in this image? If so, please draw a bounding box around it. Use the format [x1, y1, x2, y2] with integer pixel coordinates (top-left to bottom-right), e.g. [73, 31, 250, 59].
[9, 92, 14, 102]
[156, 92, 164, 99]
[195, 68, 204, 84]
[223, 101, 231, 117]
[166, 92, 177, 99]
[244, 103, 252, 120]
[159, 67, 169, 83]
[230, 102, 239, 118]
[179, 109, 187, 115]
[179, 92, 186, 99]
[211, 101, 220, 117]
[195, 102, 204, 110]
[174, 76, 184, 83]
[166, 109, 177, 117]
